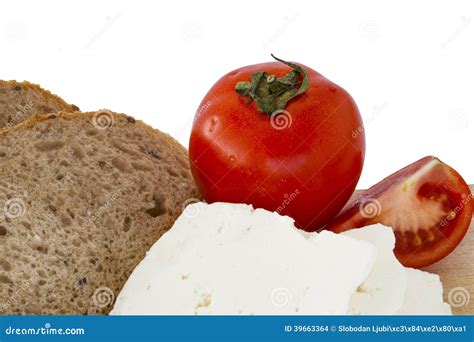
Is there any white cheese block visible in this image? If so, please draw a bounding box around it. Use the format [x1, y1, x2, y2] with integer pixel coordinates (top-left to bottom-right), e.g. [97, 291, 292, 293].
[342, 225, 407, 315]
[340, 225, 451, 315]
[397, 268, 452, 315]
[111, 202, 376, 315]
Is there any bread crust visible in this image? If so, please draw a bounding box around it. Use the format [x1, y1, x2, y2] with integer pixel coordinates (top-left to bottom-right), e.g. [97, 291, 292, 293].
[0, 80, 79, 129]
[0, 110, 188, 157]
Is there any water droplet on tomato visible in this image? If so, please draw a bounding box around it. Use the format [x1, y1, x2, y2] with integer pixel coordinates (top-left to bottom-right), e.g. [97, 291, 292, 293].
[229, 155, 236, 163]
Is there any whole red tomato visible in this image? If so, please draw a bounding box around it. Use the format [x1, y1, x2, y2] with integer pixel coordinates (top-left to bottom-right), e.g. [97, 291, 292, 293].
[189, 56, 365, 231]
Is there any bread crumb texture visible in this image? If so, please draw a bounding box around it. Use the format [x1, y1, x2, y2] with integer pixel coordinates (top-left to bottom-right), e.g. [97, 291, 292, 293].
[0, 111, 199, 314]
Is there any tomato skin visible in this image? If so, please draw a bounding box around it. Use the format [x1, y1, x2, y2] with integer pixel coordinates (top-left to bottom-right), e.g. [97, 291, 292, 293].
[327, 156, 473, 268]
[189, 61, 365, 231]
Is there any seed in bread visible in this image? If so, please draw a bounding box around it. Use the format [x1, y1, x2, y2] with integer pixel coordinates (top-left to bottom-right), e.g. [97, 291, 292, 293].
[0, 110, 199, 314]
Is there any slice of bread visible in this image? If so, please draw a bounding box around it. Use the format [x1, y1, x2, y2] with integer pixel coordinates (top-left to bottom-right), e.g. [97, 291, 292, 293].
[0, 80, 79, 129]
[0, 110, 199, 314]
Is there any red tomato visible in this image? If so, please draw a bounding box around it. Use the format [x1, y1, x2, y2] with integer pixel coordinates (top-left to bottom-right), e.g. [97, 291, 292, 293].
[189, 56, 365, 231]
[327, 156, 473, 268]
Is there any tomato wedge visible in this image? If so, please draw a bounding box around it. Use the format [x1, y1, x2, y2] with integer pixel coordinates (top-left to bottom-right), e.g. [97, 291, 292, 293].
[326, 156, 472, 268]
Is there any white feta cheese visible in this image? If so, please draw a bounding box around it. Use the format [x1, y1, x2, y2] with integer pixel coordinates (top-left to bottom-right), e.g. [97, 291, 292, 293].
[111, 202, 376, 315]
[111, 203, 452, 316]
[397, 268, 452, 315]
[342, 225, 407, 315]
[341, 224, 451, 315]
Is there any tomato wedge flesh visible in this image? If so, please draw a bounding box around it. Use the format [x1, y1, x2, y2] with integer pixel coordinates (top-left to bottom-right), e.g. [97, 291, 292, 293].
[326, 156, 472, 268]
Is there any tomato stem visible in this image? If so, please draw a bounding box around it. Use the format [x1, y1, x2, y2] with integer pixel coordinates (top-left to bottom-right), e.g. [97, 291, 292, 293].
[235, 54, 309, 115]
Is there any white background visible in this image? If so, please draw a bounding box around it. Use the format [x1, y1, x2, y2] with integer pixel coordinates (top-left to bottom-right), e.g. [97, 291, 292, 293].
[1, 0, 472, 188]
